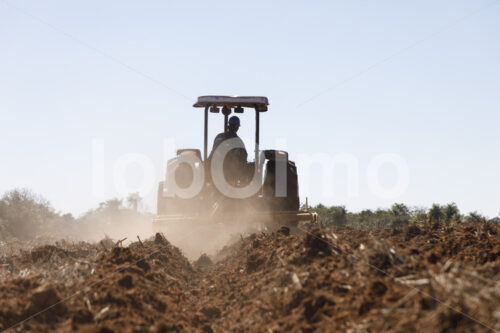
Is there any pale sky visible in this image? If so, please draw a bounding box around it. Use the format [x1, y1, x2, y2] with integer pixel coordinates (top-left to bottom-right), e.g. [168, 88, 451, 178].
[1, 1, 499, 217]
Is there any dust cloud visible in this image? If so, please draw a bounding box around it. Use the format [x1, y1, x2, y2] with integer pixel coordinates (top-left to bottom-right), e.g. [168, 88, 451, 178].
[152, 202, 267, 260]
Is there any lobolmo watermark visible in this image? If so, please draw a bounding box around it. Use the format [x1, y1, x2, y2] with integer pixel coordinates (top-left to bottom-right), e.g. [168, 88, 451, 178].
[91, 138, 410, 201]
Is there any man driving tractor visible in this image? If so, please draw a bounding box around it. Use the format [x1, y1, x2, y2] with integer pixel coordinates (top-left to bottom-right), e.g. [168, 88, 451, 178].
[210, 115, 248, 185]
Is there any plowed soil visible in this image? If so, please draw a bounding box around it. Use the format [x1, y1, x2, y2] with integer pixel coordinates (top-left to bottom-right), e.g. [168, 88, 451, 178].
[0, 222, 499, 332]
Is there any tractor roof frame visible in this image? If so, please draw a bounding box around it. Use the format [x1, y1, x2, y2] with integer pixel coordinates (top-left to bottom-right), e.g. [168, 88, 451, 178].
[193, 95, 269, 162]
[193, 95, 269, 111]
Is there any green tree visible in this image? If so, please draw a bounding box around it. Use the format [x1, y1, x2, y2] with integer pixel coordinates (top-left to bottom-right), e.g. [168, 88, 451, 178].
[411, 207, 428, 223]
[428, 204, 444, 222]
[0, 189, 55, 239]
[312, 204, 347, 227]
[391, 203, 410, 217]
[466, 211, 486, 223]
[359, 209, 374, 223]
[330, 206, 347, 227]
[443, 203, 460, 223]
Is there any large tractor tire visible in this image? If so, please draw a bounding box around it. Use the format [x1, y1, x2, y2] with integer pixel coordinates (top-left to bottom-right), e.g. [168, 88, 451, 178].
[263, 159, 300, 212]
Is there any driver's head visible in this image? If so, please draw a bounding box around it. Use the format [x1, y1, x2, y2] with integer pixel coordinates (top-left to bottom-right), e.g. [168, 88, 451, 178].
[228, 116, 240, 133]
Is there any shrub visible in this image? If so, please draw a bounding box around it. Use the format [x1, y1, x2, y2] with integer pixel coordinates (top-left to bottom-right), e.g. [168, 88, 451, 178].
[0, 189, 56, 239]
[391, 203, 410, 217]
[411, 208, 428, 223]
[466, 212, 487, 224]
[312, 204, 347, 227]
[443, 203, 460, 223]
[428, 204, 444, 223]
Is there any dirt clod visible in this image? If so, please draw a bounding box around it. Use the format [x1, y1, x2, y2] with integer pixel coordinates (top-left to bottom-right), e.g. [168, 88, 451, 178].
[369, 252, 392, 272]
[154, 233, 168, 245]
[405, 225, 421, 241]
[370, 281, 387, 297]
[118, 275, 133, 289]
[304, 228, 331, 257]
[194, 254, 213, 268]
[27, 285, 66, 320]
[200, 306, 222, 319]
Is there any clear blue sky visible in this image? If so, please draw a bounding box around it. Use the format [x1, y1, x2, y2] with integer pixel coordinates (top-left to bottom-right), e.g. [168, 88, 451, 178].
[1, 1, 499, 217]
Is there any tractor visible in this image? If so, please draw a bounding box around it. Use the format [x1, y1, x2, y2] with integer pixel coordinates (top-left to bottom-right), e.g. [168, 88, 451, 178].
[153, 96, 316, 256]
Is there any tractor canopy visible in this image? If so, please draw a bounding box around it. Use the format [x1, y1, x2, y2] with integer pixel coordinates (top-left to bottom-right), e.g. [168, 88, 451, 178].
[193, 95, 269, 112]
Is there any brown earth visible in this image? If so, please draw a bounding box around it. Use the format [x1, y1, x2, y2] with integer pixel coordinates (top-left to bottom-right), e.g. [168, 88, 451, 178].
[0, 222, 499, 332]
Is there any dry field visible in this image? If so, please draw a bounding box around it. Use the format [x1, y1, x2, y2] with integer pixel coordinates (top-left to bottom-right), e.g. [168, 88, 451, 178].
[0, 222, 499, 332]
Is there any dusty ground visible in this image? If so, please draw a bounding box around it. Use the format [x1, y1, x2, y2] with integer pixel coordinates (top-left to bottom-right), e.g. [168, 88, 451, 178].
[0, 222, 499, 332]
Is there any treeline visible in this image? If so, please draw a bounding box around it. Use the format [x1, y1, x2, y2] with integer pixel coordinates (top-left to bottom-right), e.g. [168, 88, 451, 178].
[308, 203, 500, 228]
[0, 189, 151, 241]
[1, 188, 498, 240]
